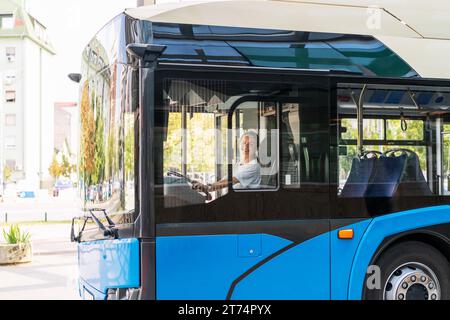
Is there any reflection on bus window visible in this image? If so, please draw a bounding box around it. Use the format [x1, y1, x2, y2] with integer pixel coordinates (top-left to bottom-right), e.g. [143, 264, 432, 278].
[443, 124, 450, 195]
[157, 77, 329, 219]
[162, 79, 228, 208]
[161, 81, 281, 208]
[78, 64, 137, 225]
[281, 103, 300, 187]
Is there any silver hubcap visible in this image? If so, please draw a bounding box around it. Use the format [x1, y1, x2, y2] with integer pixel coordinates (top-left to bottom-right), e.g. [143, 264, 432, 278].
[384, 262, 441, 300]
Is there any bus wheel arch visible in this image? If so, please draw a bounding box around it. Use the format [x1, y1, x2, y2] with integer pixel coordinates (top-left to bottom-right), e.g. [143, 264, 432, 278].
[371, 231, 450, 267]
[363, 235, 450, 300]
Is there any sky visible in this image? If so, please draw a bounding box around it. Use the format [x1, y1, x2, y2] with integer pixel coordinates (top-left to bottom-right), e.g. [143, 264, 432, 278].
[25, 0, 138, 102]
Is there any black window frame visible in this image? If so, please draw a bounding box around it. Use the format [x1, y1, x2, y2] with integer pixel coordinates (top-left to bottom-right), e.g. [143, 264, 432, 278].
[227, 96, 281, 192]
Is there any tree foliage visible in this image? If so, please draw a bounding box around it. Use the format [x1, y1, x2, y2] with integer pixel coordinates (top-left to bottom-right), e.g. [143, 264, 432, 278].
[163, 112, 216, 175]
[79, 81, 95, 186]
[2, 165, 12, 182]
[48, 155, 61, 179]
[48, 148, 76, 180]
[124, 115, 135, 180]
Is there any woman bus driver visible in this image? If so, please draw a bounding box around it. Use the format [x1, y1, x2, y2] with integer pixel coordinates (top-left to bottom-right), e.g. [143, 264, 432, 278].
[192, 131, 261, 194]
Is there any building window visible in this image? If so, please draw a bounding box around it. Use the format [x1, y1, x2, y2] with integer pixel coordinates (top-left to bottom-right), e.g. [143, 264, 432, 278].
[4, 71, 16, 85]
[0, 14, 14, 30]
[5, 47, 16, 62]
[5, 90, 16, 102]
[5, 114, 16, 126]
[4, 136, 16, 149]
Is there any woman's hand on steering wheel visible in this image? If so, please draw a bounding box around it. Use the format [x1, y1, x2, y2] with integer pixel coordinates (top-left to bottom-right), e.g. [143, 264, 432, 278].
[167, 170, 212, 201]
[191, 181, 212, 201]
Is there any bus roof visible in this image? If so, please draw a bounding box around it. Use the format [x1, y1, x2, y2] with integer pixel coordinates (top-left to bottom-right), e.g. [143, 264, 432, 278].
[125, 0, 450, 79]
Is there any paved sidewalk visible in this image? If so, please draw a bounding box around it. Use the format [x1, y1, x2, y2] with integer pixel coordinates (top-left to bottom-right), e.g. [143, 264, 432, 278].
[0, 188, 83, 223]
[0, 224, 80, 300]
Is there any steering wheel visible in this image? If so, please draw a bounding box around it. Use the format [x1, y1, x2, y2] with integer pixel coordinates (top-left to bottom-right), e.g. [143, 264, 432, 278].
[167, 170, 212, 201]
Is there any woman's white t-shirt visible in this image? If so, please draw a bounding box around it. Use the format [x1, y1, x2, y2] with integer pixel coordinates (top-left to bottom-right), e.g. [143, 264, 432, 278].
[233, 159, 261, 189]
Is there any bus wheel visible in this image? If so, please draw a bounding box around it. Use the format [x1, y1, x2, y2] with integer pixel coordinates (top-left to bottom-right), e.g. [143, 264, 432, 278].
[364, 241, 450, 300]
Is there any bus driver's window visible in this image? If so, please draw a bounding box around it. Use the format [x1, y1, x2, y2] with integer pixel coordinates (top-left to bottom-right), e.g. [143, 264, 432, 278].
[233, 131, 261, 189]
[191, 101, 279, 194]
[231, 101, 279, 190]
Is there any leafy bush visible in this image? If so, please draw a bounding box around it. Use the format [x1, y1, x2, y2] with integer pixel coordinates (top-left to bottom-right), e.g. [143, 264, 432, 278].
[2, 225, 31, 244]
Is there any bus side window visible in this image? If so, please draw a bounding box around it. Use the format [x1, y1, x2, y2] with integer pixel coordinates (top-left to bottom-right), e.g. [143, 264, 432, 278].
[231, 101, 279, 190]
[336, 85, 450, 199]
[281, 103, 300, 188]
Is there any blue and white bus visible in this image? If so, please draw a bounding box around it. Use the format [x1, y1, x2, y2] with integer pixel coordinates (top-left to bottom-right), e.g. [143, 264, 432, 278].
[71, 1, 450, 300]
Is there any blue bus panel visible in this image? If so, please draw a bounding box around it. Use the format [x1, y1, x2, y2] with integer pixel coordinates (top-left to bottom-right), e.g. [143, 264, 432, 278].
[156, 233, 330, 300]
[78, 238, 140, 297]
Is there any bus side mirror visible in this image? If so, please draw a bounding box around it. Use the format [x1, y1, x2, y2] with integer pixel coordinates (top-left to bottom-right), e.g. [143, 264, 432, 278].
[126, 43, 166, 65]
[68, 73, 82, 83]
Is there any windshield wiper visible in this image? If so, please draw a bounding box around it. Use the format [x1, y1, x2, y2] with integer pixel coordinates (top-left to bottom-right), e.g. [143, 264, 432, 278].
[89, 208, 118, 238]
[70, 209, 117, 243]
[71, 216, 89, 242]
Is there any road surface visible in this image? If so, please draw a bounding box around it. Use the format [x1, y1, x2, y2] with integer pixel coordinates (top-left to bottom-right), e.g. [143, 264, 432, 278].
[0, 223, 80, 300]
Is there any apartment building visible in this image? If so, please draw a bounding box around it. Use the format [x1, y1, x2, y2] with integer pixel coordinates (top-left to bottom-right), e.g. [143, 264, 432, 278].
[0, 0, 55, 189]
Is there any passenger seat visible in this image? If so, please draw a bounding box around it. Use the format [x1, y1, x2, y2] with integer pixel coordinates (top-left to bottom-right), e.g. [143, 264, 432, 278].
[340, 156, 377, 197]
[390, 150, 432, 196]
[365, 155, 407, 197]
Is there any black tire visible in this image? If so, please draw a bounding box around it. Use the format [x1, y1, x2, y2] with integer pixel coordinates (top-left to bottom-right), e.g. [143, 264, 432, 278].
[364, 241, 450, 300]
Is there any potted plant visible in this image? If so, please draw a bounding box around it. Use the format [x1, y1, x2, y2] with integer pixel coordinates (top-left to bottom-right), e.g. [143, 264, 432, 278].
[0, 224, 32, 265]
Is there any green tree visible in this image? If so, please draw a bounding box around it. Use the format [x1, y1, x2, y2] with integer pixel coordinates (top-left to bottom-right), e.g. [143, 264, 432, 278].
[79, 82, 95, 186]
[3, 165, 12, 182]
[92, 96, 105, 185]
[124, 116, 134, 179]
[48, 155, 62, 180]
[60, 153, 76, 178]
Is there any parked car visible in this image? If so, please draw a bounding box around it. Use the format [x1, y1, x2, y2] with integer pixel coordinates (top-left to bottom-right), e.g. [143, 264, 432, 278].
[17, 191, 35, 199]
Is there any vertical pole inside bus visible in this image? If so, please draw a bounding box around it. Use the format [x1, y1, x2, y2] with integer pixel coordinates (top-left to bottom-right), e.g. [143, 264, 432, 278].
[356, 84, 367, 156]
